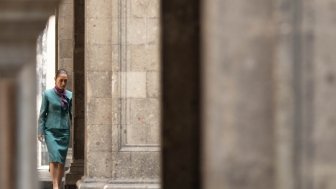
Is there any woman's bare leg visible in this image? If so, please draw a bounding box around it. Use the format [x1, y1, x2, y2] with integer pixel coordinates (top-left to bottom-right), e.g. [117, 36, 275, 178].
[56, 163, 65, 189]
[50, 162, 59, 189]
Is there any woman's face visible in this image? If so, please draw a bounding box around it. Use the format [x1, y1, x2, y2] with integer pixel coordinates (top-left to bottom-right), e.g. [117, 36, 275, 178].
[55, 73, 68, 90]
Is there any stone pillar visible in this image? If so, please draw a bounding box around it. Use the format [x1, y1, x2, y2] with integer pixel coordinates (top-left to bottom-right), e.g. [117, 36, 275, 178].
[16, 62, 39, 189]
[0, 1, 59, 189]
[77, 0, 113, 188]
[57, 0, 74, 91]
[0, 78, 16, 189]
[202, 1, 276, 189]
[201, 1, 336, 189]
[77, 0, 161, 188]
[161, 0, 201, 189]
[64, 0, 85, 188]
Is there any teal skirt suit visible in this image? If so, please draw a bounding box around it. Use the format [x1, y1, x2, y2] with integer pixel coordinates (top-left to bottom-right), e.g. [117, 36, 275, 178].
[38, 88, 72, 164]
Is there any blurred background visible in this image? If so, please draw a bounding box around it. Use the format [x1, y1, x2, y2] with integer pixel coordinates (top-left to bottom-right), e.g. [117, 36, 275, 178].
[1, 0, 336, 189]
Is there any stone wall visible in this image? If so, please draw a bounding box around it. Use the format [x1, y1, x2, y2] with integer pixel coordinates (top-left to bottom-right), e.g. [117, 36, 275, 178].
[57, 0, 74, 91]
[111, 0, 161, 183]
[77, 0, 161, 188]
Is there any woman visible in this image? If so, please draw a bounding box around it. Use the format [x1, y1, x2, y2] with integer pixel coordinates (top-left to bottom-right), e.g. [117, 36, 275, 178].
[38, 69, 72, 189]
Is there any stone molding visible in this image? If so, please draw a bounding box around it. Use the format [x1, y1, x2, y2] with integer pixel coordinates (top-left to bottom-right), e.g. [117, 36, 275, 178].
[77, 177, 160, 189]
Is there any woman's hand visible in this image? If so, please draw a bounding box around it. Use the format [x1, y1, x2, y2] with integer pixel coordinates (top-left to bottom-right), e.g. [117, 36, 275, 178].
[38, 134, 44, 143]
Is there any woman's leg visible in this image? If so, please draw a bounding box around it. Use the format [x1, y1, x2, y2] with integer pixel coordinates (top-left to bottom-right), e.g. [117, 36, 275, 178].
[50, 162, 59, 189]
[56, 163, 65, 188]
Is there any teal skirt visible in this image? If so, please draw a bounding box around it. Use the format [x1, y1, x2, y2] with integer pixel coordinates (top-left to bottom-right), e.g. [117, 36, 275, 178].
[44, 128, 70, 164]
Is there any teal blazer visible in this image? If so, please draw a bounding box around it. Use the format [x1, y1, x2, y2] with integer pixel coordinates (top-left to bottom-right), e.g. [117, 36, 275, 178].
[38, 89, 72, 135]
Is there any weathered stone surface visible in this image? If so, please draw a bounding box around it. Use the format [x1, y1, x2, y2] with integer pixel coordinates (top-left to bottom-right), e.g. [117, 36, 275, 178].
[111, 124, 120, 151]
[87, 151, 112, 178]
[86, 98, 112, 125]
[80, 0, 161, 187]
[87, 124, 112, 152]
[58, 2, 73, 18]
[86, 18, 112, 45]
[130, 45, 159, 71]
[112, 0, 119, 18]
[57, 0, 74, 88]
[59, 58, 73, 72]
[111, 152, 132, 179]
[126, 98, 160, 144]
[87, 71, 112, 97]
[129, 152, 160, 179]
[112, 45, 120, 71]
[111, 152, 160, 180]
[86, 0, 112, 18]
[112, 20, 120, 45]
[124, 72, 147, 98]
[146, 71, 160, 98]
[111, 72, 120, 97]
[58, 16, 74, 40]
[86, 44, 112, 71]
[59, 39, 73, 58]
[127, 18, 159, 45]
[131, 0, 159, 18]
[83, 0, 114, 183]
[104, 183, 160, 189]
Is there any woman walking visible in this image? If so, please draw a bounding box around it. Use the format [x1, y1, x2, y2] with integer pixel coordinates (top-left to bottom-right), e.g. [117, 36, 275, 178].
[38, 69, 72, 189]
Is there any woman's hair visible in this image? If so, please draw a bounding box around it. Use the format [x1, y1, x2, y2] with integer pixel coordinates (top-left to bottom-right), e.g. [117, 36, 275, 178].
[55, 69, 68, 78]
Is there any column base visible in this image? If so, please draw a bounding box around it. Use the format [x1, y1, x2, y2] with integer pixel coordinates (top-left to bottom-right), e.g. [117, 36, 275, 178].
[64, 160, 84, 189]
[76, 177, 160, 189]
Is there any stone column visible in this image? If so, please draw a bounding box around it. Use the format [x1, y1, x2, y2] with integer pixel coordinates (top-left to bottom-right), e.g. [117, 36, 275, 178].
[202, 1, 276, 189]
[64, 0, 85, 188]
[161, 0, 202, 188]
[0, 1, 59, 189]
[77, 0, 113, 188]
[0, 78, 16, 189]
[201, 1, 336, 189]
[78, 0, 162, 188]
[57, 0, 74, 91]
[16, 62, 39, 189]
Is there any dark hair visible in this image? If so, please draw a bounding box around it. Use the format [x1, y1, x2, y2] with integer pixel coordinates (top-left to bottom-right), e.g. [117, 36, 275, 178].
[55, 69, 68, 78]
